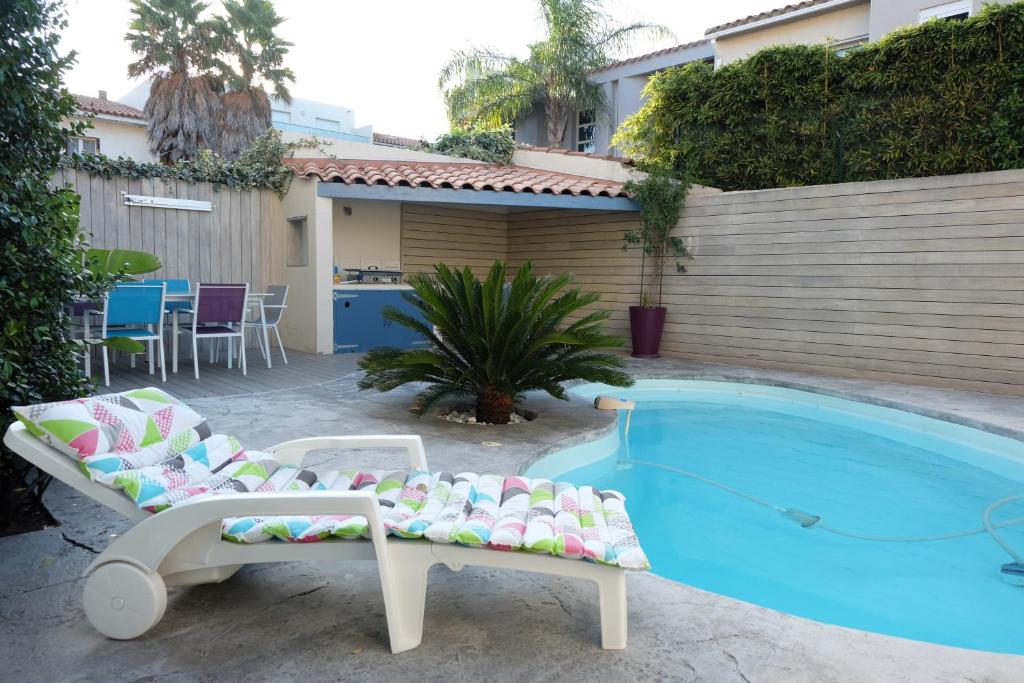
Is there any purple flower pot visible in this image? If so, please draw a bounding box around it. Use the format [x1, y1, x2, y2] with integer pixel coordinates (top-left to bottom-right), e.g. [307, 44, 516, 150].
[629, 305, 666, 359]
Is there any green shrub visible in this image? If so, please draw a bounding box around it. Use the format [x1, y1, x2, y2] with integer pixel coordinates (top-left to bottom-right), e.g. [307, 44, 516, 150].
[358, 262, 633, 424]
[0, 0, 116, 528]
[420, 125, 516, 164]
[615, 3, 1024, 190]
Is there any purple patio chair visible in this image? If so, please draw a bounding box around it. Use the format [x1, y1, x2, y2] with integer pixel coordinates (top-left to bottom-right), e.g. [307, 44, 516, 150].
[180, 283, 249, 379]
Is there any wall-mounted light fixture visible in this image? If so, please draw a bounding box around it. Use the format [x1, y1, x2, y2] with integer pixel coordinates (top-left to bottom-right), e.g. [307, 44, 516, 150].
[121, 193, 213, 212]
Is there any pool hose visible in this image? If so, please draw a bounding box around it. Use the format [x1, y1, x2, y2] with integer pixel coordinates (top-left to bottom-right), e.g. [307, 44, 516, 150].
[620, 458, 1024, 566]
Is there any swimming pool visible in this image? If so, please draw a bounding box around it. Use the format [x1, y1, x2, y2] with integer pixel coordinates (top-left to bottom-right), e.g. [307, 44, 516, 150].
[526, 380, 1024, 654]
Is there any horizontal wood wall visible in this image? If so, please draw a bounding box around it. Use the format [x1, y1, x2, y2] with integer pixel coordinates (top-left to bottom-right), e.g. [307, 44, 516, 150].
[507, 209, 643, 338]
[51, 169, 286, 294]
[401, 204, 508, 278]
[509, 169, 1024, 396]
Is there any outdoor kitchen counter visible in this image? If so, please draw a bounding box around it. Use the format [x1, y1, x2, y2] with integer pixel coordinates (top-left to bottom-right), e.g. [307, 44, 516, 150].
[332, 284, 425, 353]
[332, 283, 413, 290]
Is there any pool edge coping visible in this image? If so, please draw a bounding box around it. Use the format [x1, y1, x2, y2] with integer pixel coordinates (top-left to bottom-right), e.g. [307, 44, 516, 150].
[629, 372, 1024, 443]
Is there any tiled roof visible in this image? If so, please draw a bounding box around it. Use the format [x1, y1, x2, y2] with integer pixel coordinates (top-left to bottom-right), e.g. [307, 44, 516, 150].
[590, 39, 711, 74]
[74, 94, 145, 120]
[705, 0, 854, 35]
[285, 159, 630, 197]
[372, 132, 422, 149]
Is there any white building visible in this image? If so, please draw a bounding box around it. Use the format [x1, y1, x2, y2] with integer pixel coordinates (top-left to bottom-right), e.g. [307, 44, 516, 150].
[70, 85, 416, 162]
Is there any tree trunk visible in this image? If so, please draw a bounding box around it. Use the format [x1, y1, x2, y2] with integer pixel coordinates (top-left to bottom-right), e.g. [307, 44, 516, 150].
[545, 100, 568, 148]
[476, 387, 514, 424]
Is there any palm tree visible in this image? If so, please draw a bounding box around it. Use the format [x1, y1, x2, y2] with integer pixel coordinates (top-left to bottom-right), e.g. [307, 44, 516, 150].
[214, 0, 295, 160]
[439, 0, 672, 148]
[126, 0, 222, 163]
[358, 262, 633, 424]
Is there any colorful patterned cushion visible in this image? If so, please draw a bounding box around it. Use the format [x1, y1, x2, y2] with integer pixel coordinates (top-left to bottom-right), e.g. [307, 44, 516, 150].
[15, 392, 649, 570]
[220, 469, 650, 570]
[12, 388, 206, 461]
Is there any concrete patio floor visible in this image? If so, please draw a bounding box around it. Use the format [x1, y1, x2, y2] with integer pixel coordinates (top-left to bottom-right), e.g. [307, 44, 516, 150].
[2, 353, 1023, 682]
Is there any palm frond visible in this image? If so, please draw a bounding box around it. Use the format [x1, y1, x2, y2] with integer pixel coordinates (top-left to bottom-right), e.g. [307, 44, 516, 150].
[436, 0, 672, 146]
[358, 260, 633, 421]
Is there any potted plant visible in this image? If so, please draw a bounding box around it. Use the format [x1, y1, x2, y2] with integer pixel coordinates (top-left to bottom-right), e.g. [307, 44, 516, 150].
[623, 164, 691, 358]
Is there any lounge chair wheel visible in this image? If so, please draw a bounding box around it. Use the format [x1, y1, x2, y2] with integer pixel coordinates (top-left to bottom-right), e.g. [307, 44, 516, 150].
[83, 562, 167, 640]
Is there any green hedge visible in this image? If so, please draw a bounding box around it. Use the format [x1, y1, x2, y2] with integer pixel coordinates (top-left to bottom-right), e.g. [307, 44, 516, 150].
[614, 3, 1024, 191]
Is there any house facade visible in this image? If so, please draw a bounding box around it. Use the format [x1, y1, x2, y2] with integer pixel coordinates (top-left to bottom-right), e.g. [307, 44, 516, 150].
[707, 0, 1007, 66]
[515, 0, 1011, 155]
[512, 40, 715, 155]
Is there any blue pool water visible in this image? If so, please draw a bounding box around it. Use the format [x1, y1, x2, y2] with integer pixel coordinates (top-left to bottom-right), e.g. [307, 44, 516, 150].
[527, 381, 1024, 654]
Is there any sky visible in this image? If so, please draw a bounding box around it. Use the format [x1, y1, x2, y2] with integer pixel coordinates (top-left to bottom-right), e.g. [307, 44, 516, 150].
[59, 0, 780, 140]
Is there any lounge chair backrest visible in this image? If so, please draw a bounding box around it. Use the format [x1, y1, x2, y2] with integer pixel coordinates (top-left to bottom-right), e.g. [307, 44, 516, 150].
[194, 283, 248, 326]
[105, 283, 166, 326]
[262, 284, 288, 325]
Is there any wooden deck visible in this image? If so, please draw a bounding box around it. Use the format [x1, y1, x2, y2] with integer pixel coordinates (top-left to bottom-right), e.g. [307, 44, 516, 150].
[96, 348, 362, 399]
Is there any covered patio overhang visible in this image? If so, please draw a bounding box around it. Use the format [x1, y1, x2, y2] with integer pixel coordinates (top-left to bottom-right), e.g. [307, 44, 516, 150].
[315, 179, 638, 211]
[279, 158, 641, 355]
[294, 157, 640, 211]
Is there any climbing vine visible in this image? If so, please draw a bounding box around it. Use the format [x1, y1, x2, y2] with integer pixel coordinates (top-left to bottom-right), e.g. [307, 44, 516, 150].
[59, 128, 326, 196]
[622, 164, 691, 307]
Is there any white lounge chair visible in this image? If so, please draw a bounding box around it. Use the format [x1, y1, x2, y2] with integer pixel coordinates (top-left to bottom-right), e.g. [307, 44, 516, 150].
[5, 389, 647, 653]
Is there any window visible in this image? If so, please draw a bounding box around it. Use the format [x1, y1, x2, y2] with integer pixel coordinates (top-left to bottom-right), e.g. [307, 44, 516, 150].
[919, 0, 972, 23]
[315, 117, 341, 133]
[66, 136, 99, 155]
[271, 109, 291, 124]
[832, 35, 868, 56]
[576, 110, 595, 153]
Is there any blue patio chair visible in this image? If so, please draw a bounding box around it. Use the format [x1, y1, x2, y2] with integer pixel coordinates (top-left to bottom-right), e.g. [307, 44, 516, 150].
[144, 279, 192, 313]
[93, 282, 167, 387]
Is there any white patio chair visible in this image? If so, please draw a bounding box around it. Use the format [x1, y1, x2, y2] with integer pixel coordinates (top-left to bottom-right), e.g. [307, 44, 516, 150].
[245, 283, 288, 365]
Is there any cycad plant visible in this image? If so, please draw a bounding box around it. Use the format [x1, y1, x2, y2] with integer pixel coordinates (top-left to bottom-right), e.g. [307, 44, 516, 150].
[358, 262, 633, 424]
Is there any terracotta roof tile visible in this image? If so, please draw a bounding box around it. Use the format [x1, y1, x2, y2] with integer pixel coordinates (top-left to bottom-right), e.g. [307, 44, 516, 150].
[705, 0, 855, 35]
[372, 132, 422, 149]
[285, 159, 630, 198]
[589, 39, 711, 74]
[73, 94, 145, 120]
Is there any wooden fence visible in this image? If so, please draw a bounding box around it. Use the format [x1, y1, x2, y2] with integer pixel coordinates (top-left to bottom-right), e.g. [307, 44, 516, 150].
[508, 169, 1024, 396]
[54, 168, 1024, 395]
[51, 169, 286, 293]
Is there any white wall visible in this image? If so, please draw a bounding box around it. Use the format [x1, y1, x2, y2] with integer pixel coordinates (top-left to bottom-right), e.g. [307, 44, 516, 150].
[72, 116, 155, 161]
[510, 148, 639, 183]
[514, 105, 553, 147]
[868, 0, 1012, 40]
[281, 131, 474, 163]
[714, 2, 871, 64]
[280, 177, 334, 354]
[270, 95, 373, 143]
[332, 199, 402, 272]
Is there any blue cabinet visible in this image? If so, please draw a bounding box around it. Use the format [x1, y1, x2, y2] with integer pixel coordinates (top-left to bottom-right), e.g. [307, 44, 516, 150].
[333, 288, 430, 353]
